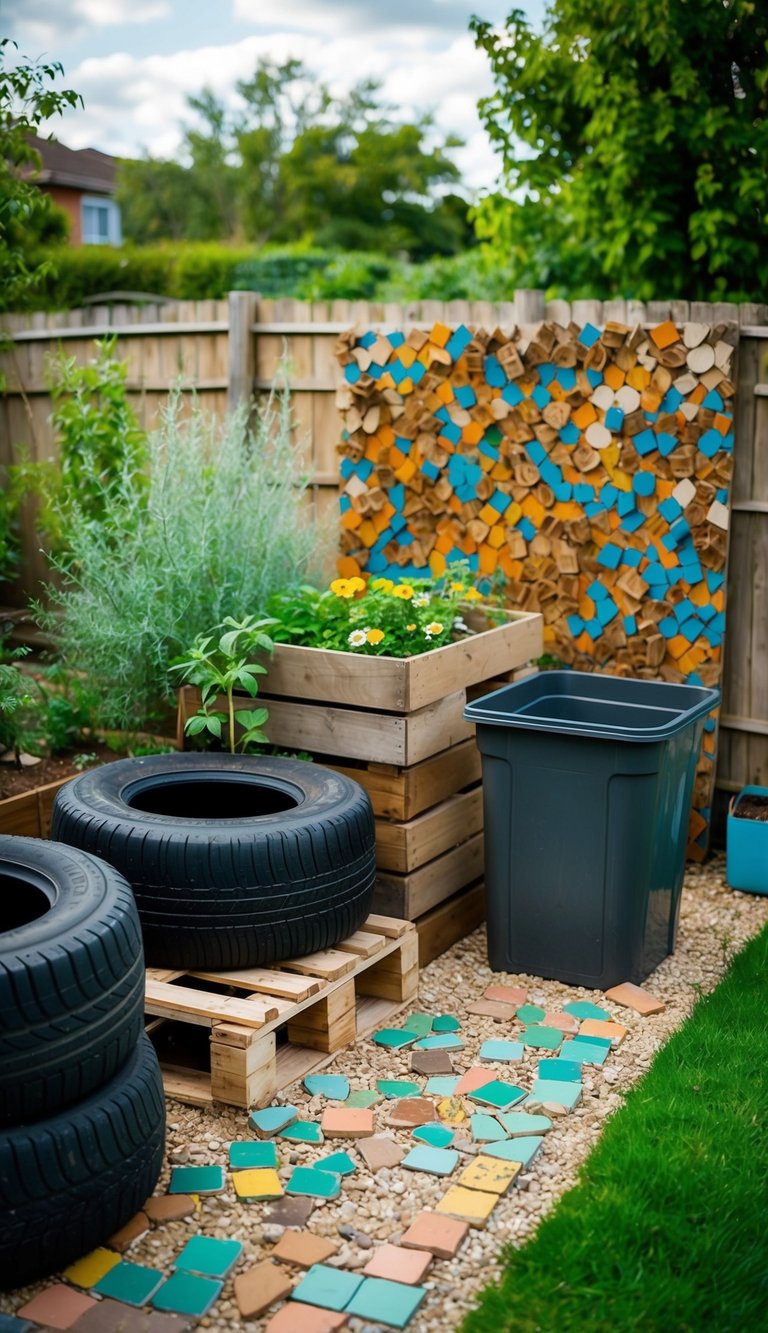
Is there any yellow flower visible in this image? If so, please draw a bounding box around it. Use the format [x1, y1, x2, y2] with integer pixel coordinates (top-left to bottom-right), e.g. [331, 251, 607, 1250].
[330, 576, 365, 598]
[371, 577, 394, 593]
[425, 621, 444, 637]
[450, 581, 466, 593]
[393, 584, 414, 600]
[366, 628, 385, 644]
[406, 623, 416, 632]
[462, 587, 483, 602]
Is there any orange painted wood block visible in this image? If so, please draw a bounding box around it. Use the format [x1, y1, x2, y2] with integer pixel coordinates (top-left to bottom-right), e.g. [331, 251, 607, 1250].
[650, 320, 679, 349]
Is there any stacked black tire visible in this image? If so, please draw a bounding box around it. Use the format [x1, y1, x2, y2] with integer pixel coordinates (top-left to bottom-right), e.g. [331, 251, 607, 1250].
[0, 836, 165, 1290]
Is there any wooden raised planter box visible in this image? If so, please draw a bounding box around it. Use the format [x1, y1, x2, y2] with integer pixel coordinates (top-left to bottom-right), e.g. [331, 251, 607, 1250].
[177, 609, 543, 960]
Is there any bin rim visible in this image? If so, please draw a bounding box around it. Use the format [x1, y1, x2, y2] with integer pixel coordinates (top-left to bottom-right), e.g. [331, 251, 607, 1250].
[464, 670, 719, 743]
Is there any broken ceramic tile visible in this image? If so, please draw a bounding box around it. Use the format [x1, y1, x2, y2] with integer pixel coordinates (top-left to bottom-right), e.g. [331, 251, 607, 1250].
[279, 1121, 325, 1144]
[272, 1231, 338, 1269]
[563, 1000, 612, 1021]
[436, 1185, 497, 1228]
[285, 1167, 341, 1200]
[521, 1025, 562, 1051]
[63, 1248, 121, 1289]
[362, 1243, 432, 1285]
[425, 1076, 460, 1097]
[303, 1075, 350, 1101]
[457, 1154, 521, 1194]
[481, 1136, 544, 1167]
[376, 1079, 422, 1100]
[372, 1028, 418, 1049]
[496, 1111, 552, 1136]
[168, 1165, 224, 1195]
[413, 1034, 463, 1051]
[525, 1079, 582, 1111]
[94, 1260, 166, 1306]
[402, 1145, 459, 1177]
[264, 1197, 315, 1228]
[536, 1058, 583, 1083]
[431, 1014, 461, 1033]
[516, 1003, 546, 1024]
[478, 1039, 523, 1063]
[151, 1273, 222, 1319]
[291, 1263, 363, 1312]
[483, 984, 527, 1006]
[412, 1124, 455, 1148]
[388, 1097, 437, 1128]
[232, 1168, 284, 1202]
[559, 1039, 608, 1066]
[454, 1067, 495, 1096]
[411, 1049, 454, 1076]
[469, 1113, 507, 1144]
[401, 1012, 433, 1037]
[345, 1277, 426, 1328]
[249, 1105, 299, 1138]
[604, 982, 665, 1014]
[314, 1151, 357, 1177]
[400, 1211, 469, 1258]
[174, 1237, 243, 1279]
[229, 1140, 279, 1170]
[234, 1262, 294, 1320]
[346, 1089, 382, 1109]
[358, 1136, 405, 1171]
[321, 1107, 374, 1138]
[467, 1080, 526, 1111]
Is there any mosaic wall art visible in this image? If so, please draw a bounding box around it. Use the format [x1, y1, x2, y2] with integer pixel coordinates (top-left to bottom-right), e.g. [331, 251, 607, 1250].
[334, 318, 736, 855]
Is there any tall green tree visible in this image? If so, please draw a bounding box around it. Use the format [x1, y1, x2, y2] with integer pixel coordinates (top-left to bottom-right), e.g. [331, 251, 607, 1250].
[471, 0, 768, 300]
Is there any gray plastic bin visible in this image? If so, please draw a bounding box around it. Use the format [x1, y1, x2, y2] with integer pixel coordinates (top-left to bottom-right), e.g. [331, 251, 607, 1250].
[464, 671, 719, 989]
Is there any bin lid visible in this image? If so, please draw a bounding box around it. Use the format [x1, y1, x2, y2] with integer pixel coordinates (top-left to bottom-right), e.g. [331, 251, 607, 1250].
[464, 670, 719, 742]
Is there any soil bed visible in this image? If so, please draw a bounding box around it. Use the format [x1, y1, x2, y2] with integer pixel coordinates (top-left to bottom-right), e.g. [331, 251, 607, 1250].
[733, 793, 768, 822]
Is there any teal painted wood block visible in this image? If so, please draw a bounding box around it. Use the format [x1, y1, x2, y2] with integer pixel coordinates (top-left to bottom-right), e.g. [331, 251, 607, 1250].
[174, 1236, 243, 1279]
[229, 1140, 279, 1169]
[425, 1076, 459, 1096]
[470, 1113, 508, 1143]
[346, 1277, 426, 1328]
[168, 1165, 225, 1195]
[151, 1273, 223, 1318]
[94, 1261, 165, 1306]
[377, 1079, 422, 1099]
[467, 1080, 526, 1111]
[432, 1014, 461, 1033]
[347, 1089, 382, 1108]
[412, 1124, 455, 1148]
[413, 1034, 463, 1051]
[537, 1059, 583, 1083]
[572, 1032, 612, 1049]
[373, 1029, 418, 1049]
[560, 1039, 608, 1066]
[291, 1264, 364, 1312]
[483, 1135, 544, 1167]
[403, 1013, 433, 1037]
[526, 1079, 582, 1110]
[516, 1003, 546, 1024]
[496, 1111, 552, 1136]
[563, 1001, 612, 1021]
[303, 1074, 350, 1100]
[278, 1120, 324, 1143]
[522, 1025, 562, 1051]
[402, 1145, 458, 1176]
[286, 1167, 341, 1199]
[316, 1151, 357, 1176]
[479, 1039, 523, 1063]
[248, 1105, 298, 1136]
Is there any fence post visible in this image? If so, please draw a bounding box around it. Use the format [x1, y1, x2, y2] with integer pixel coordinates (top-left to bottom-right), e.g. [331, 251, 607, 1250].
[227, 290, 259, 413]
[514, 289, 546, 324]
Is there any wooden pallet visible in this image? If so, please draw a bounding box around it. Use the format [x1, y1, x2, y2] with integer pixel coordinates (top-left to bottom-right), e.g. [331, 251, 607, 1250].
[144, 915, 419, 1110]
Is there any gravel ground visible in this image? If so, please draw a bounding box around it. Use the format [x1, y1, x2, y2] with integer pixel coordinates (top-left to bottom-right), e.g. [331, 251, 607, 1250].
[3, 854, 767, 1332]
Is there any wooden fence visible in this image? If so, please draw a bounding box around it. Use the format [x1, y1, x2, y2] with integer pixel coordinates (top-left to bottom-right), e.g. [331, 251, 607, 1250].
[1, 289, 767, 801]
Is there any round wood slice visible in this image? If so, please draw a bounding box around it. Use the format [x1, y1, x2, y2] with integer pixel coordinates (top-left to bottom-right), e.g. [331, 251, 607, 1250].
[686, 344, 716, 373]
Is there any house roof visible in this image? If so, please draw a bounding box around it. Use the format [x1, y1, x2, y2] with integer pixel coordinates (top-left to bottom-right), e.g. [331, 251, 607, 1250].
[27, 133, 117, 195]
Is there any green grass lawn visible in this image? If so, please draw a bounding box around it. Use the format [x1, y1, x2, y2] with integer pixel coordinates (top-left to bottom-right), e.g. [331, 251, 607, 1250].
[464, 924, 768, 1333]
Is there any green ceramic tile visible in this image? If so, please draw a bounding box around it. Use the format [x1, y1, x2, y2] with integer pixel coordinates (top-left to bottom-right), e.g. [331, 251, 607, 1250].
[377, 1079, 422, 1099]
[347, 1089, 382, 1109]
[168, 1165, 224, 1195]
[537, 1059, 583, 1083]
[479, 1039, 523, 1063]
[572, 1032, 612, 1049]
[470, 1113, 508, 1143]
[496, 1111, 553, 1136]
[151, 1272, 222, 1318]
[315, 1151, 357, 1176]
[229, 1140, 279, 1169]
[432, 1014, 461, 1033]
[249, 1105, 298, 1136]
[425, 1076, 459, 1096]
[278, 1120, 324, 1143]
[483, 1135, 544, 1167]
[93, 1261, 165, 1306]
[402, 1145, 458, 1176]
[285, 1166, 341, 1199]
[174, 1236, 243, 1279]
[560, 1039, 608, 1066]
[403, 1012, 433, 1037]
[526, 1079, 582, 1110]
[413, 1034, 463, 1051]
[521, 1025, 562, 1051]
[346, 1277, 426, 1328]
[516, 1003, 546, 1024]
[303, 1074, 350, 1100]
[372, 1028, 418, 1049]
[563, 1001, 611, 1021]
[412, 1124, 455, 1148]
[291, 1264, 364, 1311]
[467, 1080, 526, 1111]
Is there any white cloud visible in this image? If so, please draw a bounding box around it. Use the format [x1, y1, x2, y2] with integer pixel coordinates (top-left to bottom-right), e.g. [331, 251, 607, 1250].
[5, 0, 170, 49]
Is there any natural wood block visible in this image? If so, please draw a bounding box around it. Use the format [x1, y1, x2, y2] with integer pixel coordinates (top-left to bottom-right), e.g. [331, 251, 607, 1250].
[286, 979, 357, 1053]
[210, 1024, 276, 1109]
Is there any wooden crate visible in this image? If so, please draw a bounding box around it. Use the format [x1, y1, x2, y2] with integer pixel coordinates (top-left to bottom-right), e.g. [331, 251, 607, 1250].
[0, 775, 72, 838]
[144, 915, 419, 1110]
[416, 881, 486, 968]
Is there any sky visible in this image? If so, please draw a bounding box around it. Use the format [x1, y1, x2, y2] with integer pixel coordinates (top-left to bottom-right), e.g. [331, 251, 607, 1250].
[3, 0, 544, 193]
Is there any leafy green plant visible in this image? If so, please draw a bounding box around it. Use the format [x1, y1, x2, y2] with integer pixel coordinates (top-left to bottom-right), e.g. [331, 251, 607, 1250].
[172, 615, 276, 753]
[0, 644, 32, 765]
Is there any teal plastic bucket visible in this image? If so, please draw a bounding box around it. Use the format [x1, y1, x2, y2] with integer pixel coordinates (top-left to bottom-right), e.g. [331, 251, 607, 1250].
[727, 786, 768, 896]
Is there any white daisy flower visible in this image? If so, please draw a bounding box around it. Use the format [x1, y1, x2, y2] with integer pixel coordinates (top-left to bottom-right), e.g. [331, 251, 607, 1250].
[348, 629, 367, 647]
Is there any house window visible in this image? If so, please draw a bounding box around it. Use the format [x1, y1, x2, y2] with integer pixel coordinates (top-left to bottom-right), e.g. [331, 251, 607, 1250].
[81, 196, 121, 246]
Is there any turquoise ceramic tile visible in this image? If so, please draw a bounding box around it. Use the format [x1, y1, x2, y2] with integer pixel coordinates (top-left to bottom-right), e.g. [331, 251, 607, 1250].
[94, 1261, 165, 1306]
[286, 1166, 341, 1199]
[229, 1140, 279, 1169]
[432, 1014, 461, 1033]
[303, 1074, 350, 1100]
[402, 1145, 458, 1176]
[516, 1003, 546, 1024]
[537, 1059, 583, 1083]
[425, 1076, 459, 1096]
[572, 1032, 612, 1049]
[412, 1124, 455, 1148]
[468, 1080, 526, 1111]
[174, 1236, 243, 1279]
[346, 1277, 426, 1328]
[521, 1025, 562, 1051]
[496, 1111, 553, 1136]
[413, 1034, 463, 1051]
[470, 1113, 507, 1143]
[526, 1079, 582, 1110]
[316, 1151, 357, 1176]
[151, 1273, 222, 1318]
[560, 1039, 608, 1066]
[278, 1120, 324, 1143]
[479, 1039, 523, 1063]
[482, 1135, 544, 1167]
[168, 1165, 224, 1195]
[377, 1079, 422, 1099]
[291, 1264, 364, 1312]
[402, 1013, 433, 1037]
[249, 1105, 298, 1136]
[347, 1089, 382, 1108]
[563, 1001, 611, 1021]
[372, 1029, 418, 1049]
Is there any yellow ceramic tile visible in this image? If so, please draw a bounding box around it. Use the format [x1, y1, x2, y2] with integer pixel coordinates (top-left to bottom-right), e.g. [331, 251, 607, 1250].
[458, 1155, 521, 1195]
[436, 1185, 498, 1228]
[437, 1097, 466, 1127]
[63, 1247, 121, 1288]
[232, 1169, 284, 1201]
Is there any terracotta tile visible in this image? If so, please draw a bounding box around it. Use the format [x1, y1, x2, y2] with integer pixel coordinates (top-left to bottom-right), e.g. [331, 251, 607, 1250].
[233, 1261, 294, 1319]
[387, 1097, 438, 1128]
[410, 1049, 454, 1076]
[264, 1303, 347, 1333]
[272, 1232, 338, 1269]
[454, 1067, 495, 1097]
[579, 1018, 628, 1044]
[362, 1243, 432, 1285]
[603, 982, 665, 1015]
[540, 1011, 579, 1033]
[400, 1211, 469, 1259]
[17, 1285, 97, 1330]
[321, 1107, 375, 1138]
[483, 984, 527, 1006]
[108, 1211, 150, 1252]
[143, 1194, 196, 1223]
[465, 999, 518, 1022]
[358, 1135, 405, 1171]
